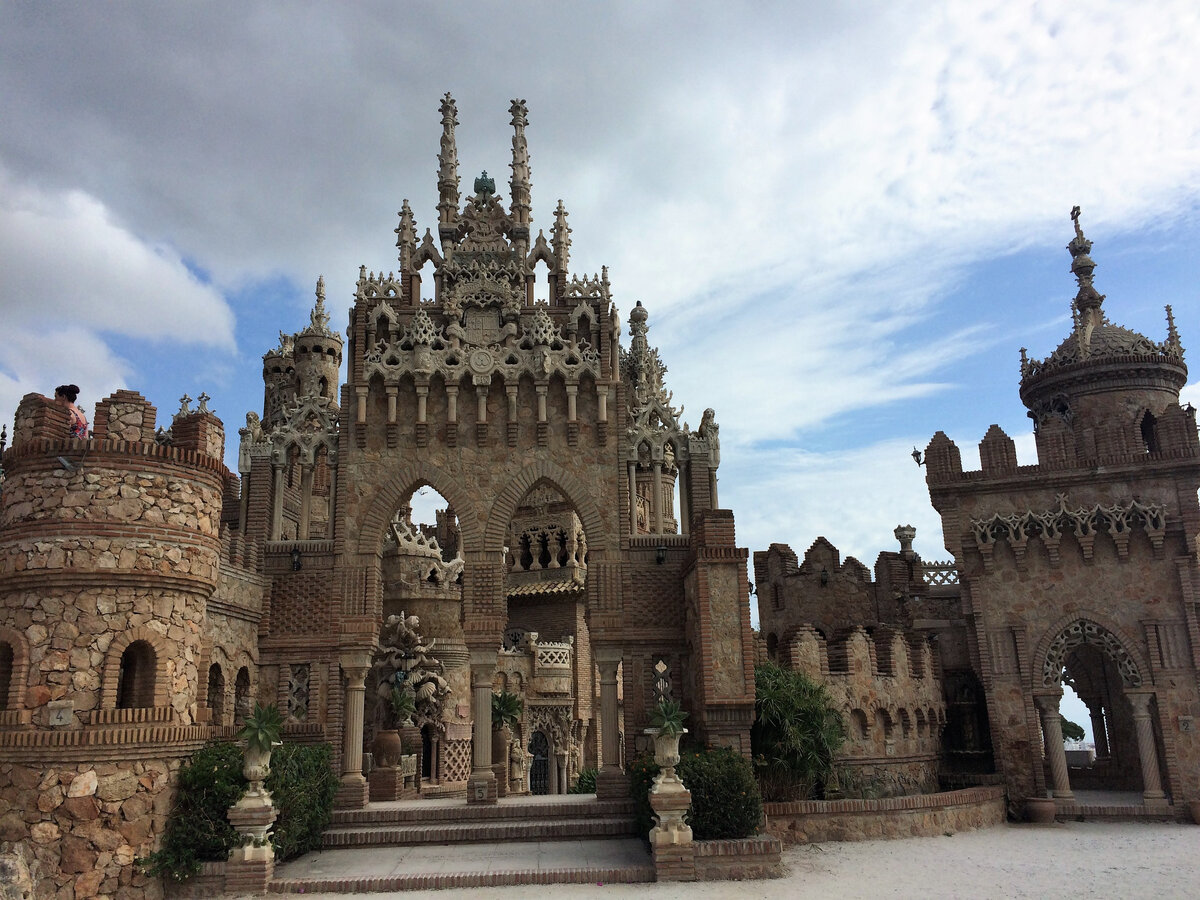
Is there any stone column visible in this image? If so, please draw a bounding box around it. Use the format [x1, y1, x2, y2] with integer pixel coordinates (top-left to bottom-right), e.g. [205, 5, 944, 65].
[468, 651, 498, 804]
[297, 464, 313, 540]
[1034, 692, 1073, 799]
[595, 649, 626, 799]
[335, 658, 371, 809]
[628, 462, 638, 535]
[677, 462, 690, 535]
[556, 751, 568, 795]
[1086, 702, 1110, 758]
[1127, 691, 1167, 805]
[652, 462, 663, 535]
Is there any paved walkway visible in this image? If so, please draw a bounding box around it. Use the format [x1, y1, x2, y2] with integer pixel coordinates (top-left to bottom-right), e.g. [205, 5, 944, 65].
[256, 820, 1200, 899]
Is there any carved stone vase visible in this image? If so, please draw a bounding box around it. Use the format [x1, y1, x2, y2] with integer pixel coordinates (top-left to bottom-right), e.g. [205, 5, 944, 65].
[649, 727, 686, 778]
[1025, 796, 1057, 824]
[242, 744, 274, 797]
[644, 727, 692, 848]
[372, 730, 403, 769]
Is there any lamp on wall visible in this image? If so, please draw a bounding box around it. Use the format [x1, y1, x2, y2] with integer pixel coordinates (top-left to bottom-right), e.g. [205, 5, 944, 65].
[655, 544, 667, 565]
[911, 447, 925, 467]
[291, 547, 303, 571]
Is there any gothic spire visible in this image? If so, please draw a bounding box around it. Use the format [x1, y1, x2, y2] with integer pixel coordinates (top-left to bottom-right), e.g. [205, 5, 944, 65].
[395, 198, 417, 269]
[437, 93, 461, 231]
[509, 99, 531, 230]
[1068, 206, 1104, 314]
[305, 275, 334, 337]
[551, 200, 571, 273]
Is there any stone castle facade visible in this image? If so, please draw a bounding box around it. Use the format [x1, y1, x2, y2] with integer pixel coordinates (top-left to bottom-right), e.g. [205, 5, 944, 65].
[1, 101, 1198, 897]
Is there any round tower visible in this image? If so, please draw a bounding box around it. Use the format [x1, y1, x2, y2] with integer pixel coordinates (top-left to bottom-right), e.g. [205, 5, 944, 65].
[292, 276, 344, 407]
[1019, 209, 1187, 456]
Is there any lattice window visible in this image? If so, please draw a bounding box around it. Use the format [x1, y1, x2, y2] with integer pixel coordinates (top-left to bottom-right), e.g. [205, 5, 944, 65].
[652, 659, 672, 705]
[287, 664, 310, 721]
[1043, 620, 1142, 688]
[440, 739, 472, 783]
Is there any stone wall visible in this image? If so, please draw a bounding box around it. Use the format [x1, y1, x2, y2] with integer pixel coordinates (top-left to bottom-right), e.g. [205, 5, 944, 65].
[764, 785, 1006, 844]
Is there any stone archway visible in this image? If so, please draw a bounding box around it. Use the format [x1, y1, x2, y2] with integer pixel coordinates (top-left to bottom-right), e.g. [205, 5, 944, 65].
[1033, 617, 1165, 806]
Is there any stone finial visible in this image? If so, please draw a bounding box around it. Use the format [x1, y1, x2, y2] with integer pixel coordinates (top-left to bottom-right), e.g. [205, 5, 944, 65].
[894, 524, 916, 557]
[437, 92, 461, 227]
[396, 199, 417, 267]
[1166, 304, 1182, 352]
[305, 277, 334, 337]
[551, 200, 571, 272]
[177, 394, 192, 418]
[473, 170, 495, 197]
[197, 393, 211, 415]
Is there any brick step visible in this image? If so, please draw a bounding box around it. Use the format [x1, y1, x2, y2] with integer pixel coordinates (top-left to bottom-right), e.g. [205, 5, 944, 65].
[323, 815, 639, 848]
[331, 798, 635, 827]
[269, 863, 656, 894]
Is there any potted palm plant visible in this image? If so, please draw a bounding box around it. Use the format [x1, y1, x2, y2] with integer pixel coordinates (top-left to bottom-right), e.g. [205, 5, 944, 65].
[646, 699, 688, 776]
[373, 685, 415, 768]
[238, 702, 283, 795]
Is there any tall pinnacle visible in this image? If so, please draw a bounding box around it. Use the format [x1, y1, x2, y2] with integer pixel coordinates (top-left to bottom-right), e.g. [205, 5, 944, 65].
[437, 93, 461, 229]
[509, 99, 531, 230]
[1068, 206, 1104, 314]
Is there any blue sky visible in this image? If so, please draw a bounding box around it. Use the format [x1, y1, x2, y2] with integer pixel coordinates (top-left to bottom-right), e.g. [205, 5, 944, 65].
[2, 4, 1199, 739]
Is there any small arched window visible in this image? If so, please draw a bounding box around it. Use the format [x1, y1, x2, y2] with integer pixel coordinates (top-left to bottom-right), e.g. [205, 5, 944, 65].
[0, 641, 13, 710]
[207, 663, 226, 726]
[1140, 411, 1160, 453]
[116, 640, 156, 709]
[234, 667, 251, 724]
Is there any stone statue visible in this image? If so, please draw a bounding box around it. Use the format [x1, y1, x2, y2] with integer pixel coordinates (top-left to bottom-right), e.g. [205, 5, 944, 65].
[699, 408, 720, 467]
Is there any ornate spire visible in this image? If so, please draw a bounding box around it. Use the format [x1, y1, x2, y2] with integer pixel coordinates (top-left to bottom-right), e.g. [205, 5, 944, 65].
[395, 199, 417, 269]
[551, 200, 571, 273]
[1068, 206, 1104, 314]
[305, 276, 334, 336]
[437, 93, 460, 229]
[509, 99, 531, 230]
[1165, 304, 1181, 351]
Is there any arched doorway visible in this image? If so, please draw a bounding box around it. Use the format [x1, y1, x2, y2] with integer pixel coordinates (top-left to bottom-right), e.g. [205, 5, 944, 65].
[1036, 619, 1165, 805]
[528, 731, 550, 795]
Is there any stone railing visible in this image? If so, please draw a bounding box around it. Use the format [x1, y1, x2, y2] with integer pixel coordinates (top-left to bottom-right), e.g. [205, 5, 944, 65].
[921, 562, 959, 586]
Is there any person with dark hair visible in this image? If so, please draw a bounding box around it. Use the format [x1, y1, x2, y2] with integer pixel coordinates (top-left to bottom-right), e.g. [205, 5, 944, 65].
[54, 384, 88, 439]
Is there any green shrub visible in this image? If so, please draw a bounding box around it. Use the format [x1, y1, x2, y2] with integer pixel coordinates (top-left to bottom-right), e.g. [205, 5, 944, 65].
[266, 742, 339, 861]
[752, 662, 846, 801]
[628, 747, 763, 840]
[139, 741, 245, 881]
[568, 767, 598, 794]
[139, 740, 338, 881]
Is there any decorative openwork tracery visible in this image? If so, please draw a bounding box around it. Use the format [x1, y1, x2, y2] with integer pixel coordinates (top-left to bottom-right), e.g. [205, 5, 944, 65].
[1042, 619, 1142, 688]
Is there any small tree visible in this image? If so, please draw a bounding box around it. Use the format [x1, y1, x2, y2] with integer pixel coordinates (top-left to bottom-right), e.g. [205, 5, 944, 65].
[751, 662, 846, 801]
[1060, 715, 1086, 743]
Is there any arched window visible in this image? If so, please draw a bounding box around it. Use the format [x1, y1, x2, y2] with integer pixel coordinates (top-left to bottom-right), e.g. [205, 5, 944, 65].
[1140, 411, 1160, 453]
[234, 667, 251, 724]
[0, 642, 13, 710]
[116, 640, 156, 709]
[207, 663, 226, 726]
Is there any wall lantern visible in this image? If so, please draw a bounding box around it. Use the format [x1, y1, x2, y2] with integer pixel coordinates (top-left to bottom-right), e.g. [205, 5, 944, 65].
[820, 566, 829, 586]
[656, 545, 667, 565]
[291, 547, 303, 571]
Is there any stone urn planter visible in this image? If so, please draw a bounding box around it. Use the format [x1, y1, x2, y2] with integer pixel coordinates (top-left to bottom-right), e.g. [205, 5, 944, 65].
[649, 727, 687, 776]
[1188, 799, 1200, 825]
[372, 729, 404, 768]
[1025, 796, 1058, 824]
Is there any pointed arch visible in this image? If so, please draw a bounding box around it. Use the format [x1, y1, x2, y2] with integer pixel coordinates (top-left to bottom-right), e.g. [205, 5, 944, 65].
[1035, 614, 1149, 690]
[354, 462, 484, 557]
[484, 461, 612, 554]
[0, 626, 30, 711]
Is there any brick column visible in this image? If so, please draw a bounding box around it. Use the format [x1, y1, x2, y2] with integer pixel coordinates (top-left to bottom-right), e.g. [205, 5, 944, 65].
[468, 650, 498, 804]
[595, 648, 625, 799]
[270, 462, 284, 540]
[1127, 691, 1167, 806]
[335, 658, 370, 809]
[1034, 692, 1073, 800]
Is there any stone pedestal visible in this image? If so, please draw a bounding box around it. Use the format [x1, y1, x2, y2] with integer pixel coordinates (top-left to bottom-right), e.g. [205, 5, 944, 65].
[226, 792, 279, 896]
[646, 727, 695, 881]
[369, 765, 417, 801]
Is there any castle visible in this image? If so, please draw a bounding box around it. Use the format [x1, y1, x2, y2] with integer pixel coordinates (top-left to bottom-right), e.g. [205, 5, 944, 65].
[1, 98, 1198, 897]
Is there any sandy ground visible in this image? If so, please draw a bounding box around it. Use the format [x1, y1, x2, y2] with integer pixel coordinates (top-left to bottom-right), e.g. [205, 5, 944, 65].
[278, 821, 1200, 899]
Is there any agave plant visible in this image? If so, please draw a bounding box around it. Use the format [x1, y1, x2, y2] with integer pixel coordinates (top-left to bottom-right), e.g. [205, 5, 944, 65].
[237, 702, 283, 753]
[491, 690, 523, 732]
[648, 698, 688, 736]
[388, 684, 417, 728]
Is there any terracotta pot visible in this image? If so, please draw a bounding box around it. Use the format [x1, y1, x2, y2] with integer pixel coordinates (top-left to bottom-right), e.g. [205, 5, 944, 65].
[1188, 799, 1200, 825]
[373, 729, 403, 768]
[492, 725, 511, 765]
[1025, 796, 1057, 824]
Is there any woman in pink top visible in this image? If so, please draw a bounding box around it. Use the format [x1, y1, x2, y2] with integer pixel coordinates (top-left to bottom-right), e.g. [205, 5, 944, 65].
[55, 384, 89, 439]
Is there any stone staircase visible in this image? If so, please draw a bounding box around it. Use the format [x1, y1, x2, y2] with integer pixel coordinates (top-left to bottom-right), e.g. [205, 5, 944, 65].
[269, 795, 654, 894]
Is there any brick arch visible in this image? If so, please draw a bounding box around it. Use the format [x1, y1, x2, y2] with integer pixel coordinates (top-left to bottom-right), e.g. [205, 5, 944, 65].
[101, 626, 172, 709]
[1033, 613, 1150, 690]
[354, 462, 485, 557]
[0, 626, 31, 711]
[483, 462, 611, 554]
